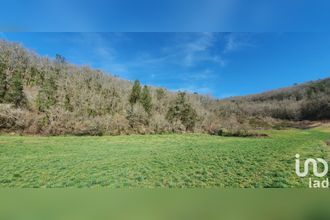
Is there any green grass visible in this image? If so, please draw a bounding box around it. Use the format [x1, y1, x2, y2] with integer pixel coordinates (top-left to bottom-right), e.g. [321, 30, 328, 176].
[1, 128, 329, 188]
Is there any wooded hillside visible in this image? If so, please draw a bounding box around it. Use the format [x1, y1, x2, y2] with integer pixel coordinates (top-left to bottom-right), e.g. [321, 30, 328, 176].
[0, 40, 329, 135]
[225, 78, 330, 120]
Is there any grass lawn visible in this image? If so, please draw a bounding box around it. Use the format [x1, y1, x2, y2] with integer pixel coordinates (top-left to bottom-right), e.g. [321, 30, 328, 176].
[0, 128, 329, 188]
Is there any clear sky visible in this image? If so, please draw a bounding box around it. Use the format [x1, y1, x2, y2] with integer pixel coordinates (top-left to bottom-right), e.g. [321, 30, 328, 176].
[1, 0, 330, 31]
[1, 32, 330, 98]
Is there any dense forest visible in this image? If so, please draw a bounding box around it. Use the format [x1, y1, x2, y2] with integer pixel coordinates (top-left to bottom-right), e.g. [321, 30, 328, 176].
[0, 40, 329, 135]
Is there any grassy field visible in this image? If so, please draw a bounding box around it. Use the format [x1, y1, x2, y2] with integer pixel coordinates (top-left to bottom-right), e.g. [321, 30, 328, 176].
[1, 128, 329, 188]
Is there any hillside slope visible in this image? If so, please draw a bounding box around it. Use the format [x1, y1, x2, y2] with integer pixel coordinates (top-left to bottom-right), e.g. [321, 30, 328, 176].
[224, 78, 330, 120]
[0, 40, 329, 135]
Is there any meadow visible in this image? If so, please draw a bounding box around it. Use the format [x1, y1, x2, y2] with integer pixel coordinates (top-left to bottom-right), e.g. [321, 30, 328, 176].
[0, 127, 329, 188]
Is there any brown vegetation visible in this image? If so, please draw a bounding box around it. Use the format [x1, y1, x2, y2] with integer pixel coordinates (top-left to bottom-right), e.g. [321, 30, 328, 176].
[0, 40, 329, 136]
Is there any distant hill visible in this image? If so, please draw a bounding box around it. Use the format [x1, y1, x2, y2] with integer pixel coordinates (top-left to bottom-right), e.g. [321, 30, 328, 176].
[229, 78, 330, 102]
[0, 40, 329, 135]
[224, 78, 330, 120]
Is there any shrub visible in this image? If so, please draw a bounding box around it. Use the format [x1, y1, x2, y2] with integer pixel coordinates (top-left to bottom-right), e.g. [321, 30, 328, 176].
[201, 114, 222, 135]
[108, 113, 130, 135]
[0, 104, 25, 131]
[126, 103, 149, 134]
[149, 113, 171, 134]
[300, 95, 330, 120]
[68, 115, 105, 136]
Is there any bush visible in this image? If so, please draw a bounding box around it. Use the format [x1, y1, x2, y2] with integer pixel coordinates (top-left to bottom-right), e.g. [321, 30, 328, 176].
[69, 115, 105, 136]
[201, 115, 222, 135]
[149, 113, 171, 134]
[0, 104, 25, 131]
[105, 114, 130, 135]
[126, 103, 149, 134]
[300, 96, 330, 120]
[211, 127, 268, 138]
[23, 112, 45, 134]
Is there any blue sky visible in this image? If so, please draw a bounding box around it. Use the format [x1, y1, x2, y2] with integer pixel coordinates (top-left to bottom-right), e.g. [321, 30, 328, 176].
[1, 32, 330, 98]
[1, 1, 330, 31]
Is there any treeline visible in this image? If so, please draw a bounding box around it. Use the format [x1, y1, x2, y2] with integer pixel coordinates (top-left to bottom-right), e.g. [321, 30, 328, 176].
[0, 40, 329, 136]
[225, 78, 330, 121]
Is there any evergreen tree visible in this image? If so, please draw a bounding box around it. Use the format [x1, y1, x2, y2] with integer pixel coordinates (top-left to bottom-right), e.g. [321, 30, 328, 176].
[140, 85, 152, 115]
[5, 70, 25, 107]
[0, 61, 6, 103]
[36, 75, 57, 112]
[166, 92, 197, 131]
[129, 80, 141, 106]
